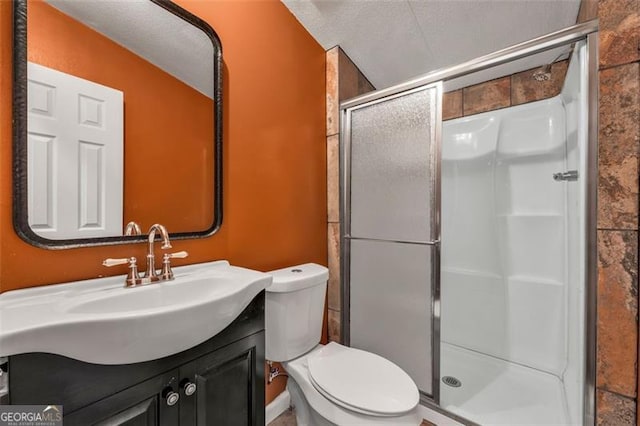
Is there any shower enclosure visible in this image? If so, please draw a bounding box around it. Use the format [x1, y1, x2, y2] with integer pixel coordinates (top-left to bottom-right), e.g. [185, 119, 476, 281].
[340, 22, 597, 425]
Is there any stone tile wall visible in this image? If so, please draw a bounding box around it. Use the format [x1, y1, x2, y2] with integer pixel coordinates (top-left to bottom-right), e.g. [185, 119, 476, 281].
[442, 60, 569, 121]
[325, 47, 375, 343]
[591, 0, 640, 424]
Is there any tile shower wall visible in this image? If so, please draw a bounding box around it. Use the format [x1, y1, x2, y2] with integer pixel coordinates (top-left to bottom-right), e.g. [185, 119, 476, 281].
[442, 60, 569, 121]
[325, 47, 374, 343]
[590, 0, 640, 424]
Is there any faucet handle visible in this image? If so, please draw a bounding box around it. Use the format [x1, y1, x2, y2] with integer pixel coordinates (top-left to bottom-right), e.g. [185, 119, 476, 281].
[166, 251, 188, 259]
[103, 257, 131, 267]
[103, 257, 141, 287]
[161, 251, 189, 280]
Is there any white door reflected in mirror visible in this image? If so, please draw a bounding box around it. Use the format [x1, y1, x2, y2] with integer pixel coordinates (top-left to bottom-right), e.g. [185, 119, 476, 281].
[27, 62, 123, 239]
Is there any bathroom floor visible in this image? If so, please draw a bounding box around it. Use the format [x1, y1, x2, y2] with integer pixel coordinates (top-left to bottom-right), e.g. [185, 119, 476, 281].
[440, 342, 569, 425]
[269, 408, 297, 426]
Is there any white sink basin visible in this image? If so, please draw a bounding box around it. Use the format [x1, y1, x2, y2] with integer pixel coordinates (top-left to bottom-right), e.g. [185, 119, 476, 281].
[0, 260, 271, 364]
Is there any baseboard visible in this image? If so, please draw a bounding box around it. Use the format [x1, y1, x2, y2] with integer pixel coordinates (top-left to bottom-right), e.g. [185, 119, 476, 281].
[265, 389, 291, 424]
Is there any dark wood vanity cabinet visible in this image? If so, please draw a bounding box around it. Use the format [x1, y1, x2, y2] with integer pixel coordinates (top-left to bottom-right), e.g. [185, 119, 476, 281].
[180, 336, 261, 426]
[66, 368, 181, 426]
[7, 293, 265, 426]
[66, 334, 263, 426]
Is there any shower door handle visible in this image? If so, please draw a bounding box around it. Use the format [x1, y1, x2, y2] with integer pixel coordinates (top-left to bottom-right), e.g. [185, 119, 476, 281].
[553, 170, 578, 181]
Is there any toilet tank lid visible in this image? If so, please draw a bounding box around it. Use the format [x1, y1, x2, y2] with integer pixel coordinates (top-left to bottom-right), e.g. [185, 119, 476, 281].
[266, 263, 328, 293]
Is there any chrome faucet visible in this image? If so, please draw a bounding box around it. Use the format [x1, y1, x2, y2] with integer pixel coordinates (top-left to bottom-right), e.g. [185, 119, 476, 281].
[102, 223, 189, 287]
[145, 224, 172, 280]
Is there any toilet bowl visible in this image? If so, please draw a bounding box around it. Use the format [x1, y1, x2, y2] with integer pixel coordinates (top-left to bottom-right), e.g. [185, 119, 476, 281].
[284, 343, 421, 425]
[266, 264, 421, 426]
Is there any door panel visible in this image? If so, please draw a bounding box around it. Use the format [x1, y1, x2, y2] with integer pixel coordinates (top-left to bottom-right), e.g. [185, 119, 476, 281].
[196, 353, 251, 426]
[94, 397, 157, 426]
[64, 369, 179, 426]
[180, 332, 265, 426]
[27, 61, 123, 239]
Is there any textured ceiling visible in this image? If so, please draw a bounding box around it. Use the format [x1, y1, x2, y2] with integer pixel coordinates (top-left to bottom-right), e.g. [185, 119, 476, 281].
[282, 0, 582, 91]
[46, 0, 214, 98]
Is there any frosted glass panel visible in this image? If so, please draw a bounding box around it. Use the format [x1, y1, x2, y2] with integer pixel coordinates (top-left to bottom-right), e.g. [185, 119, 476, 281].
[350, 239, 433, 395]
[350, 88, 437, 241]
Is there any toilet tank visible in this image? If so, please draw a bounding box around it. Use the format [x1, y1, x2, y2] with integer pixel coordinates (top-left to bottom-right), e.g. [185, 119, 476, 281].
[265, 263, 329, 362]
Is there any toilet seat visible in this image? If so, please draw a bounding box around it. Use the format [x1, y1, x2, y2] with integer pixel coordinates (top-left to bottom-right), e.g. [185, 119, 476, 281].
[308, 371, 393, 416]
[307, 342, 419, 416]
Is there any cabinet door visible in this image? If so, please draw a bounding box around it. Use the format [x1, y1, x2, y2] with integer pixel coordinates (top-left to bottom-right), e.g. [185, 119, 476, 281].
[64, 369, 180, 426]
[180, 332, 265, 426]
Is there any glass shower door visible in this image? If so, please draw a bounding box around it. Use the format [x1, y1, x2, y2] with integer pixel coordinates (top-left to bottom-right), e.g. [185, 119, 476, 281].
[343, 83, 442, 399]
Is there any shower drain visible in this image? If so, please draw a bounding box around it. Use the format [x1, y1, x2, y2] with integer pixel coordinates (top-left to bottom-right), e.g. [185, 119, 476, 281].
[442, 376, 462, 388]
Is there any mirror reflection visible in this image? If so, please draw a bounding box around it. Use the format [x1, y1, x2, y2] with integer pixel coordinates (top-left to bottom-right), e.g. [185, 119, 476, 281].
[22, 0, 220, 241]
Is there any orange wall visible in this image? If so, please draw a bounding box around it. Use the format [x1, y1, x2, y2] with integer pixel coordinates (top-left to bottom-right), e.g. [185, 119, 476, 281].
[2, 0, 326, 406]
[0, 0, 327, 296]
[28, 1, 214, 233]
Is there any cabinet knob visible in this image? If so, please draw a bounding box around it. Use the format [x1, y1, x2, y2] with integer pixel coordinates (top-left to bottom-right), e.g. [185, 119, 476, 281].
[181, 379, 197, 396]
[162, 387, 180, 406]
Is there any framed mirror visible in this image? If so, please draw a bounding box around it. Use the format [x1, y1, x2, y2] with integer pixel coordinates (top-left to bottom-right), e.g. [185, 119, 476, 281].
[13, 0, 223, 248]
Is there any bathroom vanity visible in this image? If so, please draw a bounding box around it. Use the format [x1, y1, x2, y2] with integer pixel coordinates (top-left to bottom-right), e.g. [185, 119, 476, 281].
[7, 293, 264, 425]
[0, 261, 269, 425]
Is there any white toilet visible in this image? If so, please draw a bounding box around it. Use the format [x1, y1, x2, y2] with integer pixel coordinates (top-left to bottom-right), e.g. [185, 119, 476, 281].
[266, 263, 422, 425]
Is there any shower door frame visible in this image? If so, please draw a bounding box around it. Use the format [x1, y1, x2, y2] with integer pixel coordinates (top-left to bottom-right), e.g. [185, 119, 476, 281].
[340, 19, 599, 424]
[340, 82, 443, 401]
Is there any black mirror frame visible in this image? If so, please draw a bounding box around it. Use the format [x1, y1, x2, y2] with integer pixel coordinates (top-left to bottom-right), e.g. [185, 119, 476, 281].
[12, 0, 223, 249]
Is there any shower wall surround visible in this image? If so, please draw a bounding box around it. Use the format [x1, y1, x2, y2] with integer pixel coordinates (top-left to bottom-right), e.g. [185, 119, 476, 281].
[439, 2, 640, 422]
[440, 1, 640, 421]
[442, 102, 570, 371]
[440, 10, 640, 418]
[441, 44, 587, 424]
